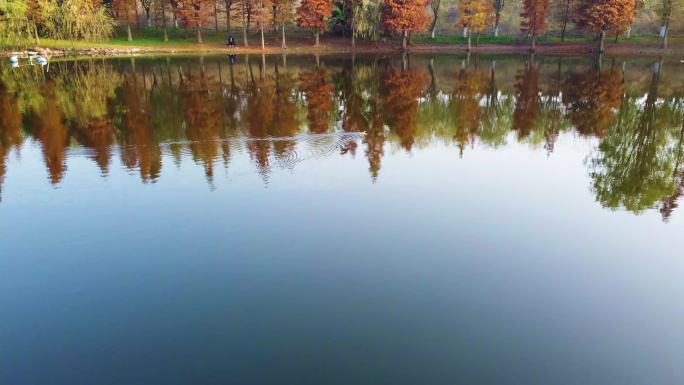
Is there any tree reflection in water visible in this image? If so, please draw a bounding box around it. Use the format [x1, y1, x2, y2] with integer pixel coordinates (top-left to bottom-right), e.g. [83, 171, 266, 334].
[0, 55, 683, 219]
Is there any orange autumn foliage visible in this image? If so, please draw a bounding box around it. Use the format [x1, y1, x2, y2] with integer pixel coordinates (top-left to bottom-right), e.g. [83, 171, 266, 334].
[520, 0, 550, 49]
[384, 0, 431, 49]
[112, 0, 137, 23]
[31, 85, 70, 185]
[296, 0, 332, 45]
[573, 0, 636, 35]
[562, 68, 624, 137]
[381, 67, 429, 151]
[182, 72, 223, 181]
[245, 76, 277, 174]
[299, 69, 335, 134]
[120, 74, 162, 183]
[176, 0, 215, 42]
[0, 83, 23, 201]
[513, 61, 542, 138]
[71, 118, 115, 174]
[452, 66, 487, 154]
[458, 0, 495, 34]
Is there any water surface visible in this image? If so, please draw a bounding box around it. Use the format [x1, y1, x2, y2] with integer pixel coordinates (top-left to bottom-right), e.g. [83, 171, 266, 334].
[1, 54, 684, 385]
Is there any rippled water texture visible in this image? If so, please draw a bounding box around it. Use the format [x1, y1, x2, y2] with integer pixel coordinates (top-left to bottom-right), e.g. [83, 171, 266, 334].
[1, 54, 684, 385]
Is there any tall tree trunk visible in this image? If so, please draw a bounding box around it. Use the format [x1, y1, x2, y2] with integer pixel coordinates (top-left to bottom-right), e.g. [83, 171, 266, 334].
[260, 1, 265, 50]
[162, 4, 168, 42]
[134, 3, 140, 27]
[351, 0, 356, 47]
[127, 24, 133, 41]
[226, 0, 232, 32]
[530, 34, 536, 52]
[494, 13, 500, 37]
[467, 33, 471, 51]
[430, 5, 438, 39]
[597, 30, 605, 53]
[247, 6, 251, 31]
[34, 25, 40, 45]
[315, 29, 320, 47]
[661, 0, 672, 49]
[560, 0, 570, 42]
[214, 1, 219, 31]
[172, 0, 178, 28]
[242, 0, 249, 46]
[402, 30, 407, 52]
[197, 26, 203, 43]
[281, 20, 286, 48]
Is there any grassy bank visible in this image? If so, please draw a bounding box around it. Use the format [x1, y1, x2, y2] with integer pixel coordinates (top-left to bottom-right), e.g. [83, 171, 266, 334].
[3, 27, 684, 56]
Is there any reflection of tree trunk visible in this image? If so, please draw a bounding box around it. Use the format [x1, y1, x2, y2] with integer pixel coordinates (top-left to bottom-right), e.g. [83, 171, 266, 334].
[247, 55, 255, 85]
[428, 59, 437, 99]
[261, 53, 266, 78]
[229, 58, 235, 91]
[488, 60, 497, 106]
[166, 58, 172, 87]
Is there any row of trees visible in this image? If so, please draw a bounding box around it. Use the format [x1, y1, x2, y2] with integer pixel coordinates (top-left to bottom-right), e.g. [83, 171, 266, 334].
[1, 0, 681, 51]
[107, 0, 679, 51]
[2, 56, 683, 216]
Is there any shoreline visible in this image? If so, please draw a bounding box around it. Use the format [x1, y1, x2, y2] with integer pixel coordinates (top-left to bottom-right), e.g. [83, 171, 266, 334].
[3, 40, 684, 58]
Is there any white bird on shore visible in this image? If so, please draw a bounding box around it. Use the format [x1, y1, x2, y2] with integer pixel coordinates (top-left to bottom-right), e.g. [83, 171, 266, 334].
[36, 56, 48, 66]
[9, 55, 19, 63]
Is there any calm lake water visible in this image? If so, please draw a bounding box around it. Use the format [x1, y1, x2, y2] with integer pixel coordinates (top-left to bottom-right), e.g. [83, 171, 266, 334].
[1, 54, 684, 385]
